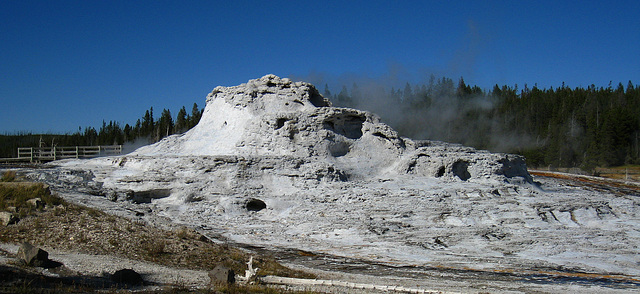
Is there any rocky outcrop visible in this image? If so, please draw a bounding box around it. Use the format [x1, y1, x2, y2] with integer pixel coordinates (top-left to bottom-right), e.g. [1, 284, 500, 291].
[208, 265, 235, 285]
[0, 211, 19, 226]
[397, 141, 533, 183]
[64, 75, 532, 201]
[17, 242, 56, 268]
[26, 197, 44, 209]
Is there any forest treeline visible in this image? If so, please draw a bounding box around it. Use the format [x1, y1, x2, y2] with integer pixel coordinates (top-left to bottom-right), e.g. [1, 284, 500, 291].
[2, 77, 639, 170]
[324, 77, 639, 170]
[0, 103, 203, 158]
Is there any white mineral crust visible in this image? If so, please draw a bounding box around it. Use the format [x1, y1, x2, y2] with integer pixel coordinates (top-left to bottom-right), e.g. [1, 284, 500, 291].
[42, 75, 639, 281]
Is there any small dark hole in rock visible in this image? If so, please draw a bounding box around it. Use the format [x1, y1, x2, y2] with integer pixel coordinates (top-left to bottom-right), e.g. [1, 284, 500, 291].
[372, 132, 389, 140]
[323, 121, 335, 130]
[329, 141, 350, 157]
[452, 160, 471, 181]
[276, 118, 287, 129]
[436, 166, 445, 177]
[246, 198, 266, 211]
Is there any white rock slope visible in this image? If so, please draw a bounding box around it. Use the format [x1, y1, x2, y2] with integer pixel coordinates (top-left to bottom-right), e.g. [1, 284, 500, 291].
[38, 75, 639, 287]
[115, 74, 532, 187]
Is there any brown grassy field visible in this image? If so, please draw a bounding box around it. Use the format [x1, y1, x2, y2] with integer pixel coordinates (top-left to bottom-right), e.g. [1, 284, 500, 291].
[594, 165, 640, 182]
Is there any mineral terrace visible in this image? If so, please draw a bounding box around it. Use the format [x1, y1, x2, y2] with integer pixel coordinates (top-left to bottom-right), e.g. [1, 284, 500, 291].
[28, 75, 640, 292]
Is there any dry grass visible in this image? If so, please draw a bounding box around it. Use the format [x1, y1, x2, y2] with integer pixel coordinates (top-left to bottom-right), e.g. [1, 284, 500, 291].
[0, 187, 312, 277]
[0, 178, 316, 293]
[0, 170, 16, 182]
[0, 182, 62, 218]
[595, 165, 640, 182]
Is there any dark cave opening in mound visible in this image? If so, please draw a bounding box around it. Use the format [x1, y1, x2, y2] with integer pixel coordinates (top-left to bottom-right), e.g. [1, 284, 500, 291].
[452, 160, 471, 181]
[246, 198, 267, 211]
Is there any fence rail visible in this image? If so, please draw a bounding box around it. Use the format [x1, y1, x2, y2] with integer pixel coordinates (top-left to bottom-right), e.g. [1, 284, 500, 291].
[15, 145, 122, 162]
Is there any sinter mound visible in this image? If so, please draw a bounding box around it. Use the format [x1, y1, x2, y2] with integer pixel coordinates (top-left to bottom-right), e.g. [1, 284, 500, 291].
[94, 74, 533, 193]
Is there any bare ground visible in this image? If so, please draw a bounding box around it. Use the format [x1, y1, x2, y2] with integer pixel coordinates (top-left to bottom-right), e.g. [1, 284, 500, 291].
[0, 180, 314, 293]
[3, 171, 640, 293]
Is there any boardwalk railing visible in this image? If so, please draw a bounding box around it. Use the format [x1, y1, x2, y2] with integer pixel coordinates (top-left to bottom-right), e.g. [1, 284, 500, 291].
[16, 145, 122, 162]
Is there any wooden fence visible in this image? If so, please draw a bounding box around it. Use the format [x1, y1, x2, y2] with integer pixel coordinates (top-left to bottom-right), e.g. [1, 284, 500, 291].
[15, 145, 122, 162]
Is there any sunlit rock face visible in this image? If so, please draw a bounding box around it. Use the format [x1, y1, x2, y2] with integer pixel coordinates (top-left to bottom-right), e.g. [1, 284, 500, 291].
[111, 74, 532, 189]
[43, 75, 535, 221]
[50, 75, 640, 281]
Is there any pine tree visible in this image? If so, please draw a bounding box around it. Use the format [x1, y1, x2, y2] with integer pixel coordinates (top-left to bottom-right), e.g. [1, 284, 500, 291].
[351, 82, 361, 102]
[134, 119, 142, 138]
[403, 82, 413, 103]
[337, 85, 350, 106]
[456, 77, 471, 98]
[323, 84, 332, 98]
[189, 103, 202, 128]
[176, 106, 187, 133]
[158, 108, 174, 139]
[142, 108, 154, 137]
[123, 124, 132, 142]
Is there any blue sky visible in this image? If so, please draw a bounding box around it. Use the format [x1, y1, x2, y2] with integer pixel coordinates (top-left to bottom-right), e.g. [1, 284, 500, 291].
[1, 0, 639, 133]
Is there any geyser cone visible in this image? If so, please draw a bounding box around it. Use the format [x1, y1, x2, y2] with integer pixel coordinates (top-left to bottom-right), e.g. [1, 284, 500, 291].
[125, 74, 532, 185]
